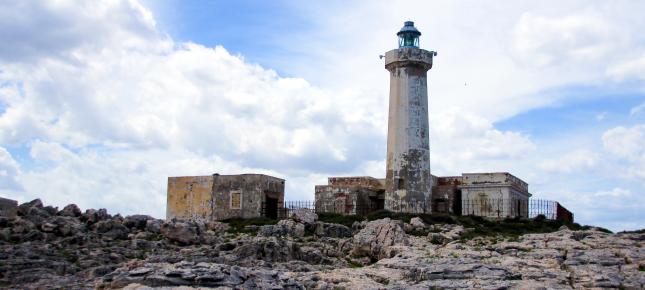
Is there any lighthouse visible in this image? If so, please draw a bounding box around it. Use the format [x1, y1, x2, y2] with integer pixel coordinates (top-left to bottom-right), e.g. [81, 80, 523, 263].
[384, 21, 437, 213]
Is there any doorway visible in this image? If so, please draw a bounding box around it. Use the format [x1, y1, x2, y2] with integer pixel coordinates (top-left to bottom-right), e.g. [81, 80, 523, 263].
[452, 190, 462, 216]
[265, 196, 278, 219]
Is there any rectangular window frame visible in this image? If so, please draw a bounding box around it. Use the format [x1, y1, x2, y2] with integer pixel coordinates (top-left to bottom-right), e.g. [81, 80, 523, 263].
[230, 191, 242, 209]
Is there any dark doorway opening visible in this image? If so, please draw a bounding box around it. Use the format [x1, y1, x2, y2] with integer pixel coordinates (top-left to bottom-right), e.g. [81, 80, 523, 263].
[452, 190, 462, 216]
[265, 196, 278, 219]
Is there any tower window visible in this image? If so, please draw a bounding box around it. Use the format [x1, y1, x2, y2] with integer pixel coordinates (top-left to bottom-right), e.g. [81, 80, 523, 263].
[396, 178, 405, 190]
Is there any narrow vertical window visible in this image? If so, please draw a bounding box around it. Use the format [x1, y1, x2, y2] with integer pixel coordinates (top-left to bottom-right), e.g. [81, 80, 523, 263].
[230, 191, 242, 209]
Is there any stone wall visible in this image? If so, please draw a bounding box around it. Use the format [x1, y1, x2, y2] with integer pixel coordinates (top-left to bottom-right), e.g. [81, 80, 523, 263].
[315, 176, 385, 215]
[211, 174, 284, 220]
[166, 174, 285, 221]
[167, 176, 215, 222]
[0, 197, 18, 218]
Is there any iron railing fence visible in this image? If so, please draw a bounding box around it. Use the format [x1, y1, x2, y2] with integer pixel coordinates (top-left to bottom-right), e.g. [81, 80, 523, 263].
[262, 199, 573, 222]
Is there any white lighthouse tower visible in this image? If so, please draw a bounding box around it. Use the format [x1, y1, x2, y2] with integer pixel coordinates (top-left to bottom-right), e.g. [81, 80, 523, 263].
[384, 21, 437, 213]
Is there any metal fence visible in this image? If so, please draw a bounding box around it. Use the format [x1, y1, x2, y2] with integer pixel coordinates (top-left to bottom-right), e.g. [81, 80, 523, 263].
[262, 199, 573, 222]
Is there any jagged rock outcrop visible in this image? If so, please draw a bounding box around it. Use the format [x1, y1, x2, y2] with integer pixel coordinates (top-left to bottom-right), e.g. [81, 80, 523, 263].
[1, 198, 643, 289]
[351, 218, 409, 260]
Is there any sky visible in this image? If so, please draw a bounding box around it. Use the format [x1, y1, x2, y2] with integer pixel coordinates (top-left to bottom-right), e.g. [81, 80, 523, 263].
[0, 0, 644, 232]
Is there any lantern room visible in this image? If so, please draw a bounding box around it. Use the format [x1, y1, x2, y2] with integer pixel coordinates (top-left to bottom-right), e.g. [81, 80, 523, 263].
[397, 21, 421, 48]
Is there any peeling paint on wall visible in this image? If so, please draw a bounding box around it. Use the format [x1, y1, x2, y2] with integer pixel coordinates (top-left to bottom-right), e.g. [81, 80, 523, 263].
[166, 174, 284, 221]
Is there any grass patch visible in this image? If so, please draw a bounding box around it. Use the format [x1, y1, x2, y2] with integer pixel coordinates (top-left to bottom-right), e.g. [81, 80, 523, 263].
[317, 212, 365, 228]
[345, 257, 364, 268]
[221, 217, 278, 233]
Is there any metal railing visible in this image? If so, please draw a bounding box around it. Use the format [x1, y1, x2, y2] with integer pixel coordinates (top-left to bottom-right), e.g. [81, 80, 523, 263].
[262, 199, 573, 222]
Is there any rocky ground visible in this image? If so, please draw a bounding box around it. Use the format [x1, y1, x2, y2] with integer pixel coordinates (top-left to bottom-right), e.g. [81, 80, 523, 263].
[0, 199, 643, 289]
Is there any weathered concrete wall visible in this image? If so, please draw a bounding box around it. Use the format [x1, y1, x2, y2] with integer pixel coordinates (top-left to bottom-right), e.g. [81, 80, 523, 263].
[167, 176, 215, 221]
[211, 174, 284, 220]
[315, 176, 384, 215]
[166, 174, 284, 221]
[328, 176, 383, 191]
[461, 173, 530, 218]
[384, 47, 435, 213]
[462, 172, 529, 194]
[0, 197, 18, 218]
[315, 185, 381, 215]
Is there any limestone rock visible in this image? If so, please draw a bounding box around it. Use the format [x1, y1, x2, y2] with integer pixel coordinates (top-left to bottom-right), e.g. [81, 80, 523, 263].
[230, 236, 302, 263]
[315, 222, 352, 238]
[58, 204, 82, 217]
[205, 221, 230, 233]
[290, 208, 317, 225]
[17, 199, 43, 216]
[410, 217, 426, 229]
[351, 218, 409, 260]
[160, 221, 199, 245]
[123, 215, 154, 230]
[259, 219, 305, 237]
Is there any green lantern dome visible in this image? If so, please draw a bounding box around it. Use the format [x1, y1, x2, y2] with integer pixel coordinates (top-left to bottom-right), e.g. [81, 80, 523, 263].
[397, 21, 421, 48]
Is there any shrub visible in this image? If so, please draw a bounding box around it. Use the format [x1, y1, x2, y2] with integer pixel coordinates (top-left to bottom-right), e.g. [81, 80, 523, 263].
[318, 213, 365, 227]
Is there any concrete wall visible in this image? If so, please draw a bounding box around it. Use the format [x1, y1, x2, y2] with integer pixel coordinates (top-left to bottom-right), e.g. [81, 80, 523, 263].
[166, 174, 284, 221]
[211, 174, 284, 220]
[314, 176, 384, 215]
[384, 47, 436, 213]
[167, 176, 214, 222]
[328, 176, 383, 191]
[460, 173, 530, 218]
[0, 197, 18, 218]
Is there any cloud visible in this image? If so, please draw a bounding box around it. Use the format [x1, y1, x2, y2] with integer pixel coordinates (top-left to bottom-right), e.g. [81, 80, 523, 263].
[0, 0, 643, 232]
[602, 124, 645, 179]
[558, 187, 644, 231]
[607, 53, 645, 81]
[602, 124, 645, 159]
[0, 146, 22, 191]
[511, 11, 616, 68]
[0, 0, 160, 63]
[0, 0, 390, 213]
[630, 102, 645, 116]
[430, 108, 535, 175]
[538, 149, 599, 173]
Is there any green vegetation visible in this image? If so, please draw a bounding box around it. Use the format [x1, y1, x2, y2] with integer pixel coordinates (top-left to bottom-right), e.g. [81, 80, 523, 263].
[317, 212, 365, 227]
[344, 257, 364, 268]
[221, 217, 278, 233]
[221, 210, 612, 239]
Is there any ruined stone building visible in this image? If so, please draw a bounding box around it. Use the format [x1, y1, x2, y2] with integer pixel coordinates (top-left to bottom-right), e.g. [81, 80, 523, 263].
[166, 174, 284, 221]
[314, 22, 532, 218]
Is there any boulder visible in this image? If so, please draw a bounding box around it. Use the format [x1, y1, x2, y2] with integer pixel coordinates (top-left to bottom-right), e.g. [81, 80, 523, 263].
[83, 208, 111, 224]
[259, 219, 305, 238]
[160, 221, 199, 245]
[410, 217, 426, 229]
[42, 206, 59, 216]
[123, 215, 154, 230]
[59, 204, 82, 217]
[315, 222, 352, 238]
[351, 218, 409, 260]
[205, 221, 230, 233]
[10, 217, 36, 234]
[145, 219, 163, 234]
[50, 216, 85, 236]
[17, 199, 43, 216]
[428, 233, 449, 244]
[290, 208, 317, 225]
[231, 236, 302, 262]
